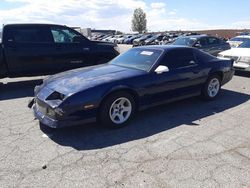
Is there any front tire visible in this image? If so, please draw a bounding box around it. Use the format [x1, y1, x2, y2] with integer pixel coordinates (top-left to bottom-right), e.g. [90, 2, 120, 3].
[202, 75, 221, 100]
[99, 92, 136, 128]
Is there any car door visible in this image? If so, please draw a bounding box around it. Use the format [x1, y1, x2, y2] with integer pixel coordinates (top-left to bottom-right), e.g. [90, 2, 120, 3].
[48, 25, 93, 72]
[143, 48, 205, 106]
[4, 25, 56, 75]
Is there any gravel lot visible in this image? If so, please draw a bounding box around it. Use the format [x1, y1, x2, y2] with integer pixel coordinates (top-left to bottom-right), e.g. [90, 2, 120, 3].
[0, 45, 250, 187]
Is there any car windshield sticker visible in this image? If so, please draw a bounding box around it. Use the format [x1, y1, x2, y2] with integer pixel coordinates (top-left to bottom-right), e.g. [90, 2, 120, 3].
[141, 51, 154, 56]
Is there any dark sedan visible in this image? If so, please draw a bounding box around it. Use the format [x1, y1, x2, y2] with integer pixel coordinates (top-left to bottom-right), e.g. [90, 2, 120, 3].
[124, 35, 142, 44]
[172, 35, 231, 56]
[133, 34, 153, 46]
[31, 46, 234, 128]
[144, 34, 164, 45]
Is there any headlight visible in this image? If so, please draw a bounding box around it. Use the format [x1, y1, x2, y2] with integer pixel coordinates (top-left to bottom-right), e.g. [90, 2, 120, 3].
[47, 108, 56, 117]
[239, 56, 250, 63]
[114, 46, 120, 53]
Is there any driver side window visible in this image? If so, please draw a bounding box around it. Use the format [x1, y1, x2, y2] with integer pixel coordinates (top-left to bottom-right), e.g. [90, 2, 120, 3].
[196, 37, 208, 47]
[50, 26, 81, 43]
[160, 49, 196, 69]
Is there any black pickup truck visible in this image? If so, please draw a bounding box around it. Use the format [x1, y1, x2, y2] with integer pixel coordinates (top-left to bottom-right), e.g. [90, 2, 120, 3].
[0, 24, 119, 78]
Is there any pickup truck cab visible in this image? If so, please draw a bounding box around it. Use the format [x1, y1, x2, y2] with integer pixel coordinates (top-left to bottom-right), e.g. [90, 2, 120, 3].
[0, 24, 119, 78]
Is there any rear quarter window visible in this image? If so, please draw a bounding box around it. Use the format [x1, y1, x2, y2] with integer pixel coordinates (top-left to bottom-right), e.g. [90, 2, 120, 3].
[160, 48, 196, 69]
[194, 49, 215, 63]
[8, 26, 52, 43]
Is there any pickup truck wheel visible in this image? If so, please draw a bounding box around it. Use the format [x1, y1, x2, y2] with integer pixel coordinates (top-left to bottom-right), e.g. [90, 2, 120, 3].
[99, 92, 135, 128]
[202, 75, 221, 100]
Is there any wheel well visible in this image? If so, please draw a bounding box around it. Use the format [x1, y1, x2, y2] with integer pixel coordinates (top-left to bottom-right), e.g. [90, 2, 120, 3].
[99, 89, 139, 110]
[210, 71, 223, 81]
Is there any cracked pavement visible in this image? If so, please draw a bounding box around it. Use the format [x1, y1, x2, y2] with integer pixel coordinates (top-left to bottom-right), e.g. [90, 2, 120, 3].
[0, 47, 250, 187]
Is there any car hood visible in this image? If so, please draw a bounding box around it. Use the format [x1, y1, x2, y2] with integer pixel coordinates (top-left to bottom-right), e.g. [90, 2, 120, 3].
[43, 64, 144, 95]
[219, 48, 250, 57]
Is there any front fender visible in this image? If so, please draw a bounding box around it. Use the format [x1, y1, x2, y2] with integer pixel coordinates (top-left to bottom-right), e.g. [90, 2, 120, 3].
[61, 82, 140, 116]
[101, 85, 140, 101]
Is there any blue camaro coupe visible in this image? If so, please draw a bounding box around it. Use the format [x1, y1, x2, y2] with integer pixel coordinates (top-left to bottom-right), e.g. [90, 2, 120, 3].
[31, 46, 234, 128]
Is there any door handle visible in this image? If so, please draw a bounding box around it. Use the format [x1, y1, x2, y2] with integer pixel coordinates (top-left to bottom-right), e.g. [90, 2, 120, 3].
[83, 47, 90, 51]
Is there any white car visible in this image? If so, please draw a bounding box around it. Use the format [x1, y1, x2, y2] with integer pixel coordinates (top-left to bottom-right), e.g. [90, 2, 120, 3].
[218, 40, 250, 71]
[101, 36, 114, 42]
[227, 35, 250, 48]
[110, 35, 123, 43]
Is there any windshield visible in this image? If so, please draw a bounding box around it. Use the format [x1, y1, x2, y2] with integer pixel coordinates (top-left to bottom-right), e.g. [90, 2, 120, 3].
[238, 40, 250, 48]
[172, 37, 197, 46]
[110, 48, 163, 71]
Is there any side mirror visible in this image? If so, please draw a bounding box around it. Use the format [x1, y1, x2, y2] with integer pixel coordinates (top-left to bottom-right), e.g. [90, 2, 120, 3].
[154, 65, 169, 74]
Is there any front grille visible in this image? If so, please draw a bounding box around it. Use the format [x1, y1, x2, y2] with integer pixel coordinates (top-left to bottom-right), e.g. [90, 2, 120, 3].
[36, 98, 55, 118]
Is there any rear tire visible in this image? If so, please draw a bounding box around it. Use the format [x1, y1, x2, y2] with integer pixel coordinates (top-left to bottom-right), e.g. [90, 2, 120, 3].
[99, 92, 136, 128]
[202, 75, 221, 100]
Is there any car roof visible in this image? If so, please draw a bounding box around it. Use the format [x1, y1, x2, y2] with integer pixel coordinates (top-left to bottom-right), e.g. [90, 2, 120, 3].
[134, 45, 195, 52]
[3, 23, 69, 28]
[233, 35, 250, 39]
[179, 34, 207, 39]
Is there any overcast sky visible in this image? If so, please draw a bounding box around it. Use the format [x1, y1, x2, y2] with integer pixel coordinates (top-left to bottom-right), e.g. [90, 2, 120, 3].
[0, 0, 250, 32]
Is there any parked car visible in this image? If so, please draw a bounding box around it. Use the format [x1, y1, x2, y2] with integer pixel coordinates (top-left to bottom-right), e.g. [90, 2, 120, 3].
[172, 35, 231, 56]
[144, 34, 164, 45]
[97, 35, 111, 41]
[110, 35, 123, 43]
[156, 35, 170, 45]
[133, 34, 153, 46]
[91, 34, 105, 41]
[0, 24, 119, 78]
[239, 32, 250, 36]
[227, 35, 250, 48]
[218, 40, 250, 71]
[31, 46, 234, 128]
[102, 35, 114, 42]
[124, 35, 142, 44]
[116, 35, 133, 44]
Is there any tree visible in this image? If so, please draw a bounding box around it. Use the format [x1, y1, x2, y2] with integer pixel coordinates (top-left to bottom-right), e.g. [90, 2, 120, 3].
[131, 8, 147, 34]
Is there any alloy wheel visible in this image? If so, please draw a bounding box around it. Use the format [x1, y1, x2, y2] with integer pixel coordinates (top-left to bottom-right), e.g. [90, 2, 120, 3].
[109, 97, 132, 124]
[207, 78, 220, 97]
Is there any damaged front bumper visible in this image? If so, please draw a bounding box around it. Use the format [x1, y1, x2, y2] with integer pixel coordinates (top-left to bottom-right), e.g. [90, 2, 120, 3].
[33, 103, 59, 128]
[30, 85, 97, 128]
[33, 101, 96, 128]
